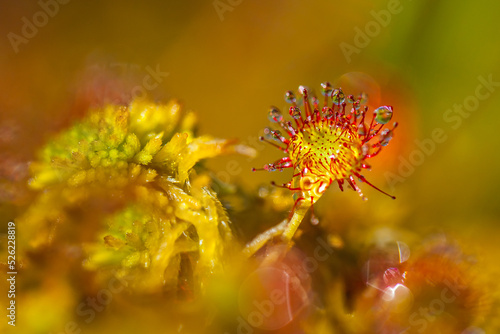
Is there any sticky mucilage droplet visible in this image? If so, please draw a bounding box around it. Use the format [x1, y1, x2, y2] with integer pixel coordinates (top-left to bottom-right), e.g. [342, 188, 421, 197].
[268, 106, 284, 123]
[332, 88, 345, 105]
[374, 106, 393, 125]
[285, 91, 296, 103]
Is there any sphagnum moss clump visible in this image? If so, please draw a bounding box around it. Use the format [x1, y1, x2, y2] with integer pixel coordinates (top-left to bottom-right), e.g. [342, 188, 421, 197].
[20, 98, 253, 294]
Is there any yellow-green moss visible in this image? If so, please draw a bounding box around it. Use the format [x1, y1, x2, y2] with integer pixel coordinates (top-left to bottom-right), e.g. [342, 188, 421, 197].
[19, 99, 251, 294]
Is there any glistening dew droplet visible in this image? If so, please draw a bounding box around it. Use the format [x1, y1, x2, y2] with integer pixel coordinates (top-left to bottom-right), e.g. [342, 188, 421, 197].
[321, 82, 333, 96]
[289, 106, 301, 119]
[379, 128, 393, 146]
[263, 127, 274, 140]
[358, 92, 368, 104]
[271, 129, 283, 142]
[374, 106, 393, 124]
[332, 88, 345, 104]
[268, 106, 283, 123]
[353, 101, 361, 116]
[322, 107, 334, 119]
[285, 91, 296, 103]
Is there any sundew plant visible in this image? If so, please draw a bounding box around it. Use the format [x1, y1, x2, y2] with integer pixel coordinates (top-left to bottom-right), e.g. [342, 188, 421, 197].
[1, 1, 499, 333]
